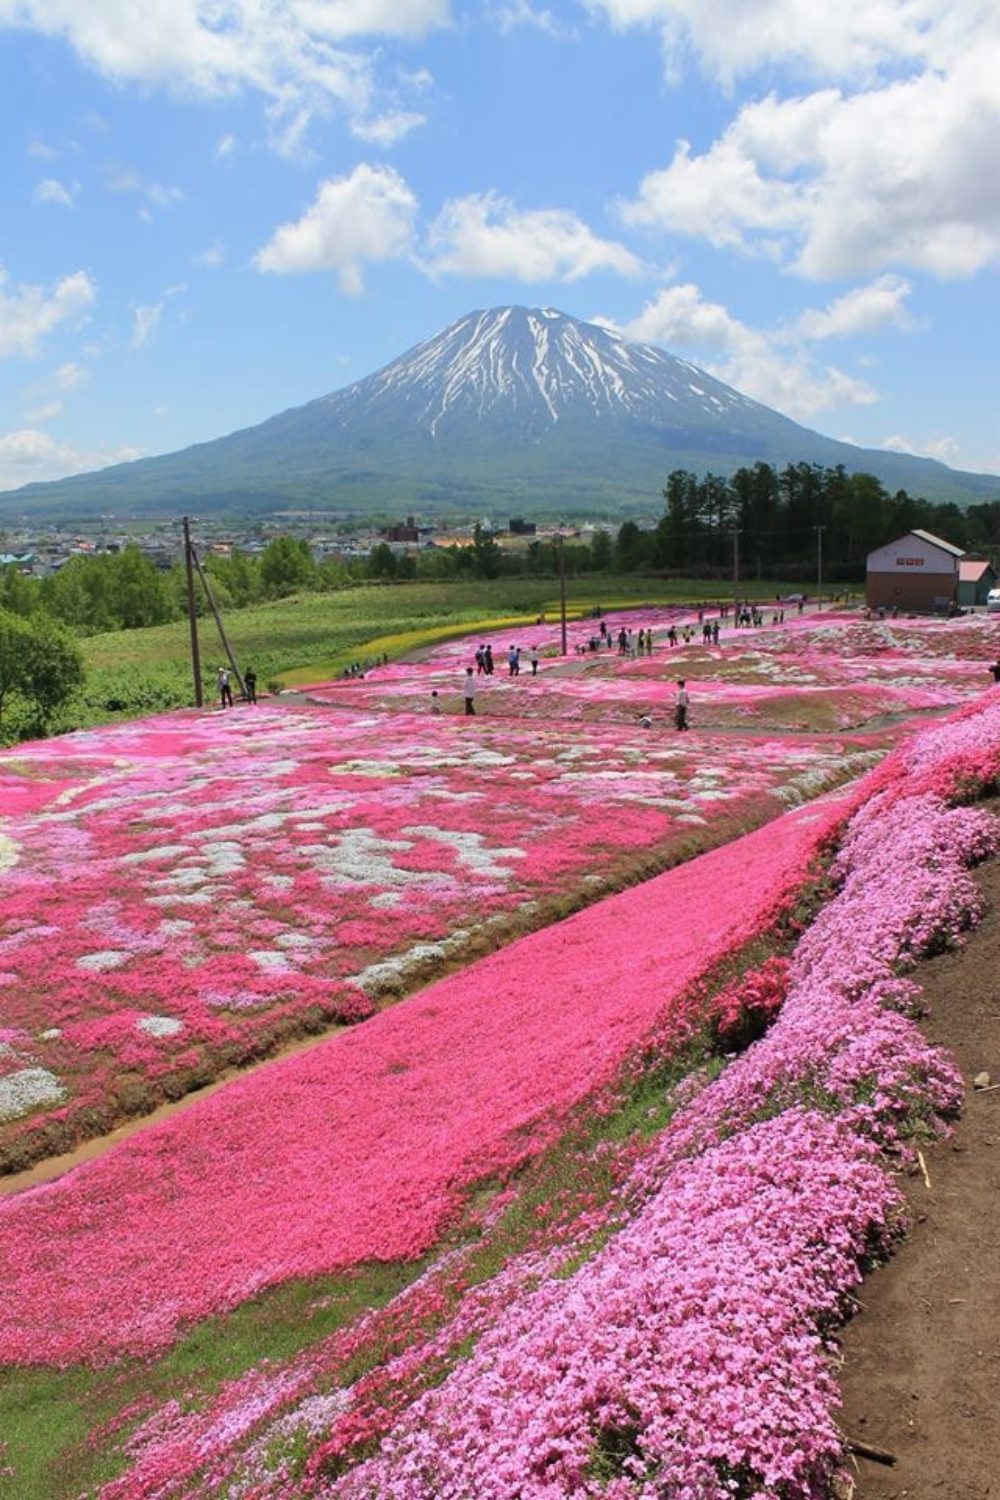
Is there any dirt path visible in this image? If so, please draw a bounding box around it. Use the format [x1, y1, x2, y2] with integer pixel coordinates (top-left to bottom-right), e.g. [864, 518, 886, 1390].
[838, 858, 1000, 1499]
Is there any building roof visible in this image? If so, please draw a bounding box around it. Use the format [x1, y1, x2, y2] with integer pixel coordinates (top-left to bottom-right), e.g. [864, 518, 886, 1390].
[908, 528, 966, 558]
[959, 558, 995, 582]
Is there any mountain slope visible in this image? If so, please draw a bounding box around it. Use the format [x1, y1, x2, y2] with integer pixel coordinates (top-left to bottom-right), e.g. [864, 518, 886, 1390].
[3, 306, 997, 518]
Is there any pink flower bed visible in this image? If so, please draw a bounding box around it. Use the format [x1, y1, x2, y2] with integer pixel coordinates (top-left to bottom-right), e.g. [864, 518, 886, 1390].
[0, 702, 866, 1161]
[83, 696, 1000, 1500]
[304, 614, 989, 731]
[0, 789, 849, 1366]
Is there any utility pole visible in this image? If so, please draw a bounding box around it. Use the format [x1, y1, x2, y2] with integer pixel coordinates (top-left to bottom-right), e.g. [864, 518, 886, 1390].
[182, 516, 203, 707]
[558, 532, 568, 656]
[732, 527, 741, 618]
[189, 543, 245, 696]
[815, 525, 825, 611]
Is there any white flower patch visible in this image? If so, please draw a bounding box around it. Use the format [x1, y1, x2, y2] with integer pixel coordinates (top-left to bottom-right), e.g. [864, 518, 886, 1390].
[355, 939, 459, 996]
[248, 950, 292, 973]
[148, 891, 214, 907]
[370, 891, 402, 909]
[76, 950, 130, 972]
[273, 931, 316, 950]
[157, 918, 196, 938]
[402, 826, 526, 880]
[120, 843, 188, 865]
[0, 1067, 65, 1123]
[294, 822, 327, 833]
[264, 874, 295, 893]
[136, 1015, 183, 1039]
[197, 841, 245, 878]
[152, 866, 209, 890]
[676, 813, 708, 825]
[39, 1027, 62, 1041]
[306, 827, 460, 893]
[0, 833, 20, 874]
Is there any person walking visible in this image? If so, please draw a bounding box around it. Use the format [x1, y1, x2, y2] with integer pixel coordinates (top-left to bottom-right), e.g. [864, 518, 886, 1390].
[484, 644, 494, 675]
[463, 667, 478, 715]
[674, 679, 690, 731]
[530, 646, 540, 676]
[243, 667, 257, 704]
[217, 667, 233, 708]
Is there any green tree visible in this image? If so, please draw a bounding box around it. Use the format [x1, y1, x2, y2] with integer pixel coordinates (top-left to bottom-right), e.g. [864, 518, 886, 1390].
[0, 610, 83, 734]
[367, 542, 398, 579]
[0, 611, 32, 721]
[590, 529, 613, 570]
[471, 523, 502, 579]
[259, 536, 317, 596]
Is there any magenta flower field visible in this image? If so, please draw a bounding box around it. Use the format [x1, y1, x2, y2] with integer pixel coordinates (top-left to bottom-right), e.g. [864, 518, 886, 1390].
[3, 609, 1000, 1499]
[0, 696, 875, 1166]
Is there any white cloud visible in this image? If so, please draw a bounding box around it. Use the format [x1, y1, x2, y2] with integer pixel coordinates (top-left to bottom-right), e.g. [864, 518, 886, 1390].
[193, 241, 225, 267]
[584, 0, 980, 85]
[883, 432, 961, 463]
[214, 132, 237, 159]
[23, 400, 63, 423]
[425, 193, 645, 282]
[493, 1, 566, 36]
[27, 138, 58, 159]
[0, 429, 142, 492]
[0, 0, 450, 153]
[615, 282, 881, 418]
[794, 275, 913, 339]
[255, 164, 418, 293]
[33, 177, 78, 207]
[130, 303, 163, 350]
[603, 4, 1000, 280]
[350, 110, 426, 146]
[105, 166, 185, 211]
[52, 360, 88, 391]
[0, 268, 96, 359]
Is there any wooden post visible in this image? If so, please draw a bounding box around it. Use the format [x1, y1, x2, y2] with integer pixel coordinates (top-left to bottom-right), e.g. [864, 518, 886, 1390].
[182, 516, 203, 707]
[189, 543, 245, 697]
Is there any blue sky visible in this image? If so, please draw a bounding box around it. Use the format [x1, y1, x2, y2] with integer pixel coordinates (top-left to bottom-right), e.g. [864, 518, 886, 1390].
[1, 0, 998, 496]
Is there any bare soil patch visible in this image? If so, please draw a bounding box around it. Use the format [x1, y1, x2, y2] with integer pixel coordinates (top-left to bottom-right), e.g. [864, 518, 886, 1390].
[838, 858, 1000, 1499]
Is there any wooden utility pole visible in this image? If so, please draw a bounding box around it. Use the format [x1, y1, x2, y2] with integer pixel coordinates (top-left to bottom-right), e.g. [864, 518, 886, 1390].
[816, 525, 825, 610]
[558, 533, 568, 655]
[732, 527, 741, 618]
[189, 544, 245, 696]
[182, 516, 203, 707]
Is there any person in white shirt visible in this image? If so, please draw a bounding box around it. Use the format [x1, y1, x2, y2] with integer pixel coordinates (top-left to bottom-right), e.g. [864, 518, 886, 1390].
[463, 668, 477, 716]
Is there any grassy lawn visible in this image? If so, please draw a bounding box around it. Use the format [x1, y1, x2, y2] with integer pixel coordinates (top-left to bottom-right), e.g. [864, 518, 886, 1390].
[72, 575, 812, 725]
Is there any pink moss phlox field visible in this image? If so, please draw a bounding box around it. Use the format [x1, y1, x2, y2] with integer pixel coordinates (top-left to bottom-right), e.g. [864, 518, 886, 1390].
[0, 792, 844, 1366]
[1, 698, 863, 1158]
[67, 696, 1000, 1500]
[316, 707, 1000, 1499]
[334, 1113, 899, 1500]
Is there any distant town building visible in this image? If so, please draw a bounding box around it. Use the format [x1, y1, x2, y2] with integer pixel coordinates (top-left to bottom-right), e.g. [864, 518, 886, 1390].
[384, 516, 420, 544]
[866, 529, 964, 612]
[957, 558, 998, 608]
[508, 517, 537, 535]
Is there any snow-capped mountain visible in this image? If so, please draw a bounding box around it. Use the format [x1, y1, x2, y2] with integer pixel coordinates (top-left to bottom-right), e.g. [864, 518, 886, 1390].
[2, 306, 996, 517]
[324, 305, 758, 437]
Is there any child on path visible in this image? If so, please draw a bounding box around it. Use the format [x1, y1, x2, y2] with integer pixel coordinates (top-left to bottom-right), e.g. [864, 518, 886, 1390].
[463, 668, 477, 715]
